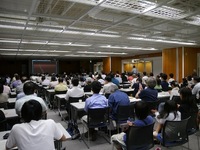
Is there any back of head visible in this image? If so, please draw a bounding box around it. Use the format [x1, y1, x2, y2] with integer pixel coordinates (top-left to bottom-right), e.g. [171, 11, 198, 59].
[91, 81, 102, 93]
[110, 84, 119, 93]
[21, 100, 42, 122]
[179, 87, 192, 99]
[51, 76, 57, 82]
[193, 76, 200, 83]
[143, 72, 147, 76]
[169, 73, 174, 78]
[170, 81, 179, 87]
[58, 77, 63, 83]
[23, 81, 35, 95]
[105, 76, 112, 82]
[164, 100, 177, 114]
[146, 77, 156, 89]
[161, 73, 168, 81]
[135, 101, 149, 120]
[156, 78, 161, 85]
[72, 77, 79, 86]
[21, 76, 28, 83]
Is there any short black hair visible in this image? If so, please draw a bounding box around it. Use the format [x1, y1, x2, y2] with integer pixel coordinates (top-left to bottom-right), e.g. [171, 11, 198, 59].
[169, 73, 174, 78]
[72, 77, 79, 86]
[91, 81, 102, 93]
[135, 101, 149, 120]
[105, 76, 111, 82]
[58, 77, 63, 83]
[21, 100, 42, 122]
[161, 73, 168, 80]
[23, 81, 35, 95]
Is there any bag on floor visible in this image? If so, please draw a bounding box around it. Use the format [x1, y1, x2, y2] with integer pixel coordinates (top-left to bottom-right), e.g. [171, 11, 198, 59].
[66, 120, 80, 140]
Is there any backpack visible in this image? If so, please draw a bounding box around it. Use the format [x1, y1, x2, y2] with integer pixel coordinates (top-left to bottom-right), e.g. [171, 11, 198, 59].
[66, 120, 80, 140]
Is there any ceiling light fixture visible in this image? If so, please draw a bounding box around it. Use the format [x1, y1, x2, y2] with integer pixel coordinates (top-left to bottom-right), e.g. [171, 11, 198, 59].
[127, 37, 196, 45]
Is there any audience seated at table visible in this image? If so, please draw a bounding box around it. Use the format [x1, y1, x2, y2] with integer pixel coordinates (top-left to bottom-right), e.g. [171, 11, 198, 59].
[154, 78, 162, 92]
[0, 83, 8, 109]
[178, 87, 198, 120]
[65, 77, 84, 101]
[168, 73, 175, 84]
[6, 100, 67, 150]
[11, 74, 22, 89]
[82, 81, 108, 141]
[49, 76, 58, 89]
[83, 78, 92, 92]
[15, 81, 48, 117]
[0, 77, 10, 95]
[131, 78, 146, 97]
[16, 76, 28, 94]
[41, 75, 50, 87]
[192, 76, 200, 98]
[169, 81, 180, 100]
[152, 100, 181, 138]
[108, 84, 130, 128]
[111, 101, 154, 150]
[135, 77, 158, 102]
[102, 76, 116, 98]
[54, 77, 68, 92]
[160, 73, 169, 91]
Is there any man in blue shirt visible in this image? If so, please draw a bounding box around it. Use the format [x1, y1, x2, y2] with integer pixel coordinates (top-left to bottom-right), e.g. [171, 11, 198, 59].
[82, 81, 108, 141]
[108, 84, 130, 120]
[135, 77, 158, 102]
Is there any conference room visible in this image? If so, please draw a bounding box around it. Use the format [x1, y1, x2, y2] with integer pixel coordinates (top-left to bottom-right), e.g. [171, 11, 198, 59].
[1, 0, 200, 150]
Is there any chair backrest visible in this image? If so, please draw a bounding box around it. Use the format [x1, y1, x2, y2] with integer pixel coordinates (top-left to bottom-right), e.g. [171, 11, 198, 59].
[0, 102, 8, 109]
[55, 90, 67, 94]
[116, 105, 131, 123]
[87, 107, 110, 128]
[162, 117, 190, 146]
[68, 96, 85, 104]
[126, 122, 155, 150]
[182, 111, 198, 135]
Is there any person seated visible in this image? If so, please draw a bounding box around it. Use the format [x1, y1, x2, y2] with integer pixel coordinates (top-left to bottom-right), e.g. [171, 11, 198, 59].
[6, 100, 68, 150]
[135, 77, 158, 102]
[169, 81, 180, 100]
[0, 83, 8, 109]
[154, 77, 162, 92]
[16, 76, 28, 94]
[41, 76, 50, 87]
[83, 78, 92, 92]
[65, 77, 84, 101]
[102, 76, 116, 98]
[152, 100, 181, 137]
[178, 87, 198, 120]
[108, 84, 130, 128]
[132, 78, 146, 97]
[49, 76, 58, 89]
[11, 74, 22, 89]
[160, 73, 169, 91]
[111, 101, 154, 150]
[82, 81, 108, 141]
[168, 73, 175, 84]
[54, 77, 67, 92]
[15, 81, 48, 117]
[0, 77, 10, 95]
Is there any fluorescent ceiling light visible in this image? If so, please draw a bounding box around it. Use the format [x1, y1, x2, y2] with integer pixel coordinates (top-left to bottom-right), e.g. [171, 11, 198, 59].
[127, 37, 196, 45]
[77, 51, 127, 55]
[0, 49, 18, 51]
[0, 24, 25, 30]
[0, 39, 20, 43]
[99, 45, 157, 50]
[64, 54, 107, 57]
[0, 53, 16, 55]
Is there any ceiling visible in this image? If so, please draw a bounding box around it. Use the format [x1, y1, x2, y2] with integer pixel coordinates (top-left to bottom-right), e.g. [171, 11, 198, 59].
[0, 0, 200, 60]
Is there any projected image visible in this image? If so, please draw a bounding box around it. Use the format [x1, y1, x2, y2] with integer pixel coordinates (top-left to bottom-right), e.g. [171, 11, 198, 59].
[32, 60, 57, 74]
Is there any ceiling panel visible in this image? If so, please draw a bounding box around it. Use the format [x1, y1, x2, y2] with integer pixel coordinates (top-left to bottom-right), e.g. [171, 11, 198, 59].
[0, 0, 199, 59]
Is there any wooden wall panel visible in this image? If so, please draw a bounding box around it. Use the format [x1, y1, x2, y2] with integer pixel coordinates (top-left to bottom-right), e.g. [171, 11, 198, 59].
[103, 57, 111, 74]
[124, 64, 132, 73]
[178, 47, 182, 82]
[137, 62, 144, 73]
[162, 48, 177, 80]
[184, 47, 200, 77]
[145, 62, 152, 74]
[111, 57, 122, 73]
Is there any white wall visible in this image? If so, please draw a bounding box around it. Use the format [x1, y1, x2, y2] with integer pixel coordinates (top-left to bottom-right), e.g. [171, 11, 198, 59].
[121, 56, 162, 76]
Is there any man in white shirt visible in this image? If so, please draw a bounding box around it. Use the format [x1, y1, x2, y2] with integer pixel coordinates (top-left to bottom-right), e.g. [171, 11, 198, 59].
[192, 76, 200, 99]
[15, 81, 48, 117]
[65, 77, 84, 101]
